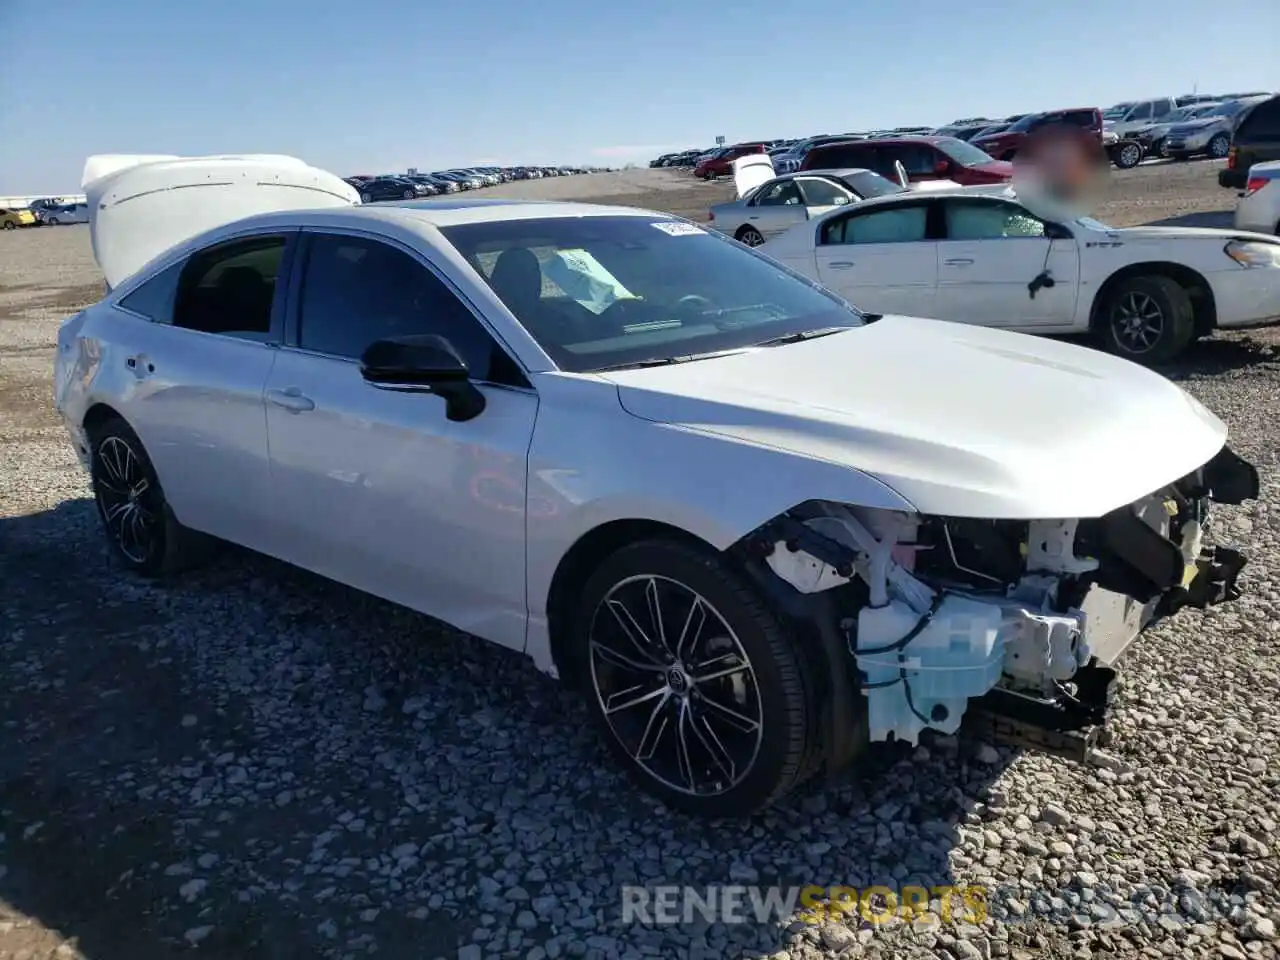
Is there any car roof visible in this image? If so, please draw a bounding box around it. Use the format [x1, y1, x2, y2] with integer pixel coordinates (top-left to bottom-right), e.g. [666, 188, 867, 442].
[230, 197, 661, 232]
[814, 186, 1015, 215]
[811, 135, 950, 149]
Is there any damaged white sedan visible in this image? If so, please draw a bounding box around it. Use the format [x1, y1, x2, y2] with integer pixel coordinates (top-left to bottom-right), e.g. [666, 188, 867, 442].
[56, 154, 1259, 817]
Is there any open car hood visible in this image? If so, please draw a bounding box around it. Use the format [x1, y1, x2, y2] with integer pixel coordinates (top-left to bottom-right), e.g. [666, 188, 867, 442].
[732, 154, 775, 199]
[907, 179, 964, 191]
[598, 315, 1227, 520]
[84, 153, 360, 289]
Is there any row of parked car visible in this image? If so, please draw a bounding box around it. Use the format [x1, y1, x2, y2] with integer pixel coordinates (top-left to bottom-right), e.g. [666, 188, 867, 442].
[0, 196, 90, 229]
[653, 91, 1277, 183]
[1, 165, 608, 230]
[342, 165, 602, 202]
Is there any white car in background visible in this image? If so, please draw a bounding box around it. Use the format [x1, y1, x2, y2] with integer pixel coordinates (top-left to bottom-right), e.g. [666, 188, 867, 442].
[762, 187, 1280, 363]
[54, 154, 1259, 817]
[707, 167, 909, 246]
[1235, 161, 1280, 235]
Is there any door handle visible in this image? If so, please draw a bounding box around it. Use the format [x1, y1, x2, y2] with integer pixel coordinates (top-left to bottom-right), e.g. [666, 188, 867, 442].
[266, 387, 315, 413]
[943, 258, 975, 266]
[748, 215, 760, 220]
[825, 261, 855, 269]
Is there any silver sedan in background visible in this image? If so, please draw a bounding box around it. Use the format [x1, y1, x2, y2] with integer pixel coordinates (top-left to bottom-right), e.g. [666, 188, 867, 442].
[707, 168, 907, 246]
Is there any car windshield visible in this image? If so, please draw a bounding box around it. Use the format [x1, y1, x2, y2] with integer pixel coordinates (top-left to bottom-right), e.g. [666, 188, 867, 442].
[441, 215, 861, 373]
[1103, 105, 1131, 120]
[936, 137, 998, 166]
[837, 170, 907, 199]
[1007, 114, 1041, 132]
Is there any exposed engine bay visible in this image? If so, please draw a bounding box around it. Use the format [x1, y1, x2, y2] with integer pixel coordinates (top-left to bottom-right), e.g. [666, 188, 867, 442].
[738, 445, 1259, 757]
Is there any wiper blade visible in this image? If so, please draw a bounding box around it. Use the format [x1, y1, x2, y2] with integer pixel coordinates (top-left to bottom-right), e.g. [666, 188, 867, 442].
[594, 348, 747, 372]
[754, 326, 856, 347]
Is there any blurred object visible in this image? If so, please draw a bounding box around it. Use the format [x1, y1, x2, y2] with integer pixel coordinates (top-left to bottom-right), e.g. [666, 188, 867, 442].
[1012, 123, 1108, 215]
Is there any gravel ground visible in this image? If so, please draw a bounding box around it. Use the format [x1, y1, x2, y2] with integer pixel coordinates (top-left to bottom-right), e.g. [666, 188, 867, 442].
[1, 163, 1278, 960]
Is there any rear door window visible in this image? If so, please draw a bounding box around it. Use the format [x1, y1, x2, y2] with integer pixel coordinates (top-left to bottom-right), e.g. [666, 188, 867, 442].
[1236, 97, 1280, 140]
[820, 204, 929, 245]
[807, 144, 875, 170]
[172, 235, 290, 341]
[754, 180, 804, 206]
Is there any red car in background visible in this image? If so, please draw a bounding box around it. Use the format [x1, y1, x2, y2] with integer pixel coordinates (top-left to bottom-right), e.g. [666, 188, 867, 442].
[971, 108, 1105, 162]
[693, 143, 767, 180]
[798, 136, 1013, 186]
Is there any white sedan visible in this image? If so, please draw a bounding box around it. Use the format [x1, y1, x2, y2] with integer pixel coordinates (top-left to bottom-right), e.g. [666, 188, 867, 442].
[762, 188, 1280, 363]
[55, 154, 1259, 817]
[707, 168, 908, 247]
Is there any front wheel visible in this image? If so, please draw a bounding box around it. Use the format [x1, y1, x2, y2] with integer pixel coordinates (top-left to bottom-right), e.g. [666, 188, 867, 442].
[1, 221, 15, 230]
[360, 192, 372, 203]
[736, 226, 765, 247]
[1112, 141, 1143, 169]
[88, 417, 208, 576]
[1208, 133, 1230, 159]
[572, 539, 818, 817]
[1097, 274, 1195, 364]
[47, 217, 60, 226]
[402, 189, 414, 199]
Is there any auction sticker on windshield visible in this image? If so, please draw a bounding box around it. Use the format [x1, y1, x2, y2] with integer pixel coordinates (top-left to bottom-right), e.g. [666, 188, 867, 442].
[651, 221, 705, 236]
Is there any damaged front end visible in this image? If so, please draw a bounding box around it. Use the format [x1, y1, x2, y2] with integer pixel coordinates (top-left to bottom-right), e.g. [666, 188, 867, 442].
[734, 445, 1259, 764]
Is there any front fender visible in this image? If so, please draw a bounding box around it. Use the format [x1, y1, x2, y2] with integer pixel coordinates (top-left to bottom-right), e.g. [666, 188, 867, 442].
[524, 386, 915, 619]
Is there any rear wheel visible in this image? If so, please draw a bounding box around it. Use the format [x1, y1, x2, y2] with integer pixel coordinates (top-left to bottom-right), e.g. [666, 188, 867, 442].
[402, 189, 414, 198]
[572, 539, 817, 817]
[736, 226, 765, 247]
[88, 417, 208, 576]
[360, 192, 372, 203]
[1208, 133, 1230, 159]
[1098, 274, 1195, 364]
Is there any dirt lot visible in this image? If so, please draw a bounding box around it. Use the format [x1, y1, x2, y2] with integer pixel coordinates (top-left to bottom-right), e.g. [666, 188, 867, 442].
[1, 164, 1278, 960]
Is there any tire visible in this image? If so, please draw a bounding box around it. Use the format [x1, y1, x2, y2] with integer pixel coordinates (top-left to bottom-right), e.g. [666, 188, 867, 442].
[360, 192, 372, 203]
[1112, 141, 1143, 169]
[1, 221, 14, 230]
[47, 217, 60, 226]
[1097, 274, 1195, 364]
[402, 189, 414, 199]
[88, 417, 208, 576]
[1208, 133, 1230, 159]
[736, 226, 765, 247]
[571, 538, 818, 817]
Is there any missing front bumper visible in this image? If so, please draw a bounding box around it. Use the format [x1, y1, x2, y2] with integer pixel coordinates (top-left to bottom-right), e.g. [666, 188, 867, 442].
[961, 541, 1250, 764]
[960, 662, 1118, 762]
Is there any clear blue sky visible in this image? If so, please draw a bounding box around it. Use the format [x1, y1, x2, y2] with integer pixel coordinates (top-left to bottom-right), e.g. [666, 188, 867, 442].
[2, 0, 1275, 194]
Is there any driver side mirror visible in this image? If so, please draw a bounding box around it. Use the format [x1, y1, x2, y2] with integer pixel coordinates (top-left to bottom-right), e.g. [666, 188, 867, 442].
[359, 334, 486, 422]
[1044, 221, 1073, 241]
[934, 159, 951, 174]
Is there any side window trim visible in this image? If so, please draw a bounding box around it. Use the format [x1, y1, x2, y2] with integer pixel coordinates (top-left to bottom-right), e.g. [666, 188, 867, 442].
[284, 226, 533, 390]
